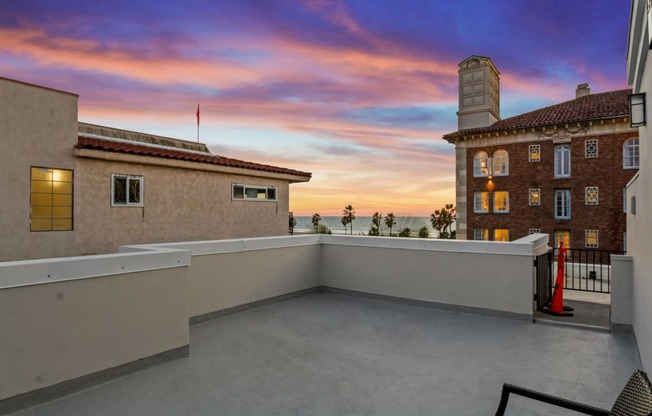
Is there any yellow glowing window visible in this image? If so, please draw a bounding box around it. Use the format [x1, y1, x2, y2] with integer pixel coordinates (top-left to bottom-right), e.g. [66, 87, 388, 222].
[493, 191, 509, 213]
[494, 229, 509, 242]
[30, 167, 73, 231]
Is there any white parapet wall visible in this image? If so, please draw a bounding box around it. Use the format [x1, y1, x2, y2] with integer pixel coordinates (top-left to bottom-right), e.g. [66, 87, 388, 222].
[0, 250, 190, 403]
[320, 234, 546, 316]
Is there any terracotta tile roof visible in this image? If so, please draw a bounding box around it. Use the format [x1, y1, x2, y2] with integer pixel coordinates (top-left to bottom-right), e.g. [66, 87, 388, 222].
[76, 136, 312, 178]
[444, 88, 632, 140]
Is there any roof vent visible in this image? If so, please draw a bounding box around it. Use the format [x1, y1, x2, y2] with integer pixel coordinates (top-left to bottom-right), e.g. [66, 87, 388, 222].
[576, 83, 591, 98]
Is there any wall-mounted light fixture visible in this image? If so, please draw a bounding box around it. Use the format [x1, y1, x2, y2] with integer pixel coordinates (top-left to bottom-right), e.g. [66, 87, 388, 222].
[629, 93, 646, 127]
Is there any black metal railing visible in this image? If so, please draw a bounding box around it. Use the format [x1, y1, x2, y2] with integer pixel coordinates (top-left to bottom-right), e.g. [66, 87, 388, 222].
[552, 248, 624, 293]
[534, 250, 553, 311]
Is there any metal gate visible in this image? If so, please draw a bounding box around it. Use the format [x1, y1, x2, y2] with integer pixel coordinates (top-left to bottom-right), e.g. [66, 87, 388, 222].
[534, 250, 553, 311]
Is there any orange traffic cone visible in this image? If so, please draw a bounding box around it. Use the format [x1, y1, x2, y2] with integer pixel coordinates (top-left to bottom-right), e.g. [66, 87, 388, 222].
[544, 241, 574, 316]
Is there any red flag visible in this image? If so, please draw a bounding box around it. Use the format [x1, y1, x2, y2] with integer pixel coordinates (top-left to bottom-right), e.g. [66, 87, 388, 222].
[196, 103, 200, 126]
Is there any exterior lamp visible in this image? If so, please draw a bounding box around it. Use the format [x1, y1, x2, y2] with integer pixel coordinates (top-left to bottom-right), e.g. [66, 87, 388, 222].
[629, 93, 646, 127]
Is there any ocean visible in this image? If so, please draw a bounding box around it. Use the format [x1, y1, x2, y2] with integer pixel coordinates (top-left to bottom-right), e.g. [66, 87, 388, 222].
[293, 215, 442, 237]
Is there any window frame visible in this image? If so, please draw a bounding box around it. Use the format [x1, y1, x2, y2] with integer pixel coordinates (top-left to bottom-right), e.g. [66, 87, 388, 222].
[232, 184, 278, 201]
[492, 149, 509, 176]
[585, 187, 599, 206]
[494, 229, 509, 242]
[623, 138, 640, 169]
[529, 228, 541, 234]
[473, 191, 489, 213]
[473, 228, 489, 241]
[585, 139, 598, 158]
[111, 174, 144, 207]
[528, 144, 541, 162]
[473, 151, 490, 177]
[554, 144, 571, 178]
[528, 188, 541, 206]
[30, 166, 74, 232]
[585, 230, 599, 248]
[554, 189, 571, 219]
[493, 191, 509, 213]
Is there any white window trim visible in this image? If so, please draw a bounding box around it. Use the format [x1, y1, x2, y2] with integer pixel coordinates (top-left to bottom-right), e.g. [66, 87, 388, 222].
[473, 151, 490, 177]
[473, 191, 489, 213]
[555, 189, 571, 219]
[493, 191, 509, 213]
[111, 174, 144, 207]
[623, 138, 640, 169]
[492, 150, 509, 176]
[554, 144, 571, 178]
[232, 184, 278, 201]
[473, 228, 488, 241]
[494, 229, 509, 242]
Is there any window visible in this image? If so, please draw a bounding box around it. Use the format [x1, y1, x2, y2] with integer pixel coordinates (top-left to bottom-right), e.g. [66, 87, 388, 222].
[494, 229, 509, 242]
[30, 167, 73, 231]
[529, 228, 541, 234]
[474, 191, 489, 213]
[585, 230, 599, 248]
[585, 187, 599, 205]
[554, 230, 570, 249]
[494, 191, 509, 213]
[555, 189, 571, 219]
[554, 144, 571, 177]
[473, 228, 489, 241]
[529, 188, 541, 206]
[585, 139, 598, 158]
[623, 138, 639, 169]
[112, 174, 143, 206]
[492, 150, 509, 176]
[232, 184, 277, 201]
[473, 151, 489, 177]
[529, 144, 540, 162]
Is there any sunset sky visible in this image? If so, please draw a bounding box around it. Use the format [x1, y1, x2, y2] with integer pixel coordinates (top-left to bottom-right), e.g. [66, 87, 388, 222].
[0, 1, 630, 215]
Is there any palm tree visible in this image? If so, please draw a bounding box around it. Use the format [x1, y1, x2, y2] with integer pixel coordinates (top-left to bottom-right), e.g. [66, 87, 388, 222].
[384, 213, 396, 236]
[342, 205, 355, 235]
[341, 216, 350, 234]
[430, 204, 456, 239]
[369, 211, 382, 236]
[311, 213, 321, 233]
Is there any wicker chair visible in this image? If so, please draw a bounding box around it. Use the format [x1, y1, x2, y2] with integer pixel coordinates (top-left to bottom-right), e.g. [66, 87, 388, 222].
[494, 370, 652, 416]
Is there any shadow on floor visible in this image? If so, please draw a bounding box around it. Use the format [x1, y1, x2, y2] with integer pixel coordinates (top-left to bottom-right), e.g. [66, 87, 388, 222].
[535, 299, 610, 330]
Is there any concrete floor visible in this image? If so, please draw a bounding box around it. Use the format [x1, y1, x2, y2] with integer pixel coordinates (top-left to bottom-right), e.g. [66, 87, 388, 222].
[9, 292, 640, 416]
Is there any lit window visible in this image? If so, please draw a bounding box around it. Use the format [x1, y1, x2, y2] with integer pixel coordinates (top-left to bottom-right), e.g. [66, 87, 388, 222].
[492, 150, 509, 176]
[529, 228, 541, 234]
[529, 188, 541, 206]
[474, 191, 489, 213]
[473, 151, 489, 177]
[585, 139, 598, 158]
[529, 144, 540, 162]
[494, 191, 509, 213]
[494, 229, 509, 242]
[585, 187, 599, 205]
[623, 138, 639, 169]
[555, 189, 571, 219]
[554, 230, 570, 249]
[585, 230, 599, 248]
[473, 228, 489, 240]
[112, 174, 143, 206]
[232, 184, 277, 201]
[30, 167, 73, 231]
[554, 144, 571, 177]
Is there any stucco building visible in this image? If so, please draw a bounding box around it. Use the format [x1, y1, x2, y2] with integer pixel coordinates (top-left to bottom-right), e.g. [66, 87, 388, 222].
[0, 77, 311, 261]
[443, 56, 638, 251]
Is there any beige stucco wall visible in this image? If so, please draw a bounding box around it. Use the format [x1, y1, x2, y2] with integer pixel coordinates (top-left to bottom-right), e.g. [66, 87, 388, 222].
[0, 266, 189, 401]
[0, 78, 78, 261]
[74, 157, 291, 255]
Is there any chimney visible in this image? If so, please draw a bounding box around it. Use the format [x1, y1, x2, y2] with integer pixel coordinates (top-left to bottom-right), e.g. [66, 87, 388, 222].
[457, 56, 501, 130]
[576, 83, 591, 98]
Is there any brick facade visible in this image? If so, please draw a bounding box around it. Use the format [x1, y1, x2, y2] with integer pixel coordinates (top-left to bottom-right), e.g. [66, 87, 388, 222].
[465, 132, 637, 250]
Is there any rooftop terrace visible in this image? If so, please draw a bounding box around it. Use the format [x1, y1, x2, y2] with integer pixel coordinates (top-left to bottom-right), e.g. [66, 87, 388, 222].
[7, 291, 641, 416]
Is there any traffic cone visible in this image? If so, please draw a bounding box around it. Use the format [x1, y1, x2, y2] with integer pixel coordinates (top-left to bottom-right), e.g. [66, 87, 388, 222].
[544, 241, 574, 316]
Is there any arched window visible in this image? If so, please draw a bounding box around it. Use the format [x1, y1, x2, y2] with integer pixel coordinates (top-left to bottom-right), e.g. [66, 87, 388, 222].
[493, 150, 509, 176]
[473, 151, 489, 177]
[623, 138, 639, 169]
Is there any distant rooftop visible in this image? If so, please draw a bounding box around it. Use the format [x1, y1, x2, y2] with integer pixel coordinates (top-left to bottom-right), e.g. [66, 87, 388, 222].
[444, 88, 632, 141]
[76, 123, 312, 179]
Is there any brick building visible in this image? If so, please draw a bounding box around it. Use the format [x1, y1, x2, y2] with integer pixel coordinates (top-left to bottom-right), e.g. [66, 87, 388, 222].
[443, 56, 638, 251]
